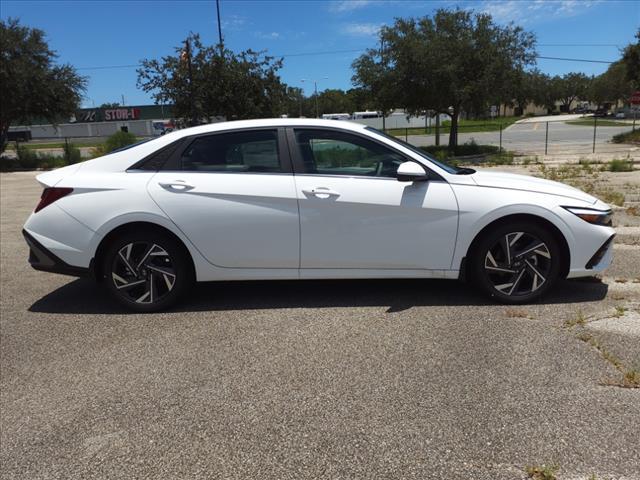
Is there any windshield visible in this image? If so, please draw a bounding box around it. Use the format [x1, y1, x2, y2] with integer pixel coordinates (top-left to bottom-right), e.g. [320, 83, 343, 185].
[365, 126, 463, 175]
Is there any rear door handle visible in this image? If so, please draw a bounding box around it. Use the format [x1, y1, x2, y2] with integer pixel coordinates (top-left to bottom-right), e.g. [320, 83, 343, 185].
[302, 187, 341, 198]
[159, 180, 195, 191]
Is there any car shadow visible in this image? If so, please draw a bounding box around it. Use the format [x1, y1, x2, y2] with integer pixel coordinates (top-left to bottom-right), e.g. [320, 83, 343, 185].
[28, 277, 609, 315]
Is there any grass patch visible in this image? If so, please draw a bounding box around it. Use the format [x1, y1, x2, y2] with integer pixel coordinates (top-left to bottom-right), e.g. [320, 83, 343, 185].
[564, 310, 587, 328]
[612, 129, 640, 144]
[525, 464, 558, 480]
[387, 116, 520, 137]
[566, 118, 629, 127]
[577, 330, 639, 388]
[597, 189, 625, 206]
[607, 158, 634, 172]
[613, 306, 627, 318]
[4, 141, 104, 150]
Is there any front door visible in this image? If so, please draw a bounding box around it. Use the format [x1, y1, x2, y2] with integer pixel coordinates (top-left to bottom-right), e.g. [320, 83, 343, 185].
[148, 128, 300, 268]
[289, 128, 459, 270]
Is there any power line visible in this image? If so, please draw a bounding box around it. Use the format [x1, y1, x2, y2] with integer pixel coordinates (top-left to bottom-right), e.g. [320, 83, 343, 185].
[537, 55, 613, 64]
[75, 52, 615, 70]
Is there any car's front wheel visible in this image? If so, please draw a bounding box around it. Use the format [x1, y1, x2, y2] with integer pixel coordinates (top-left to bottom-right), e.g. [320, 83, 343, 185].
[103, 231, 193, 312]
[472, 222, 562, 304]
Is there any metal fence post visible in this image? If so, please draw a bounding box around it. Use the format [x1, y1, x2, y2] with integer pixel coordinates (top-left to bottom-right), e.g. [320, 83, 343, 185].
[499, 124, 502, 152]
[544, 122, 549, 155]
[634, 110, 637, 132]
[405, 127, 408, 142]
[435, 115, 440, 146]
[592, 116, 597, 154]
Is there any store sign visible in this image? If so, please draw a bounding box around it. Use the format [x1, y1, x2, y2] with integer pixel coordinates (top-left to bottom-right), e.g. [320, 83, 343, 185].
[104, 108, 141, 121]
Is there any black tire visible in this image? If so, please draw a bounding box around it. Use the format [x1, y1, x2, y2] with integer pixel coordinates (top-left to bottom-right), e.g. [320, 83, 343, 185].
[103, 230, 193, 312]
[471, 221, 562, 304]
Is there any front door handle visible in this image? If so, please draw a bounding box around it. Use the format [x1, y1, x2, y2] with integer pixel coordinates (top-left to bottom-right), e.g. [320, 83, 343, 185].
[302, 187, 341, 198]
[159, 180, 195, 191]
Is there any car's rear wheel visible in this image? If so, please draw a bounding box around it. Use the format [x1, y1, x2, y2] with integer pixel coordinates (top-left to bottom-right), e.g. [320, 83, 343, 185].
[472, 222, 562, 304]
[103, 231, 192, 312]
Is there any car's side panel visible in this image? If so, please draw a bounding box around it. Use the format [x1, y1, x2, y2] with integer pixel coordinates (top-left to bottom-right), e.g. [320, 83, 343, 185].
[147, 172, 300, 269]
[451, 183, 615, 276]
[294, 175, 460, 269]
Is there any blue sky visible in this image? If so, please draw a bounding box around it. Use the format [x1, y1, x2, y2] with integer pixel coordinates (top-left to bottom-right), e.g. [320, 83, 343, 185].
[1, 0, 638, 107]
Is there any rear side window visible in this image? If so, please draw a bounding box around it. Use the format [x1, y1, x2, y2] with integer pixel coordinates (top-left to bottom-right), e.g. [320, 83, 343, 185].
[180, 130, 281, 173]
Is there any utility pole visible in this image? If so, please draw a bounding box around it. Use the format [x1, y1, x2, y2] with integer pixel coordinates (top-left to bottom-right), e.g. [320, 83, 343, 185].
[216, 0, 224, 57]
[184, 39, 196, 126]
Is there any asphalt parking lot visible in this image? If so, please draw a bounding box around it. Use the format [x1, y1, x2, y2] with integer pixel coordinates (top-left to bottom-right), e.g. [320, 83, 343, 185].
[1, 171, 639, 480]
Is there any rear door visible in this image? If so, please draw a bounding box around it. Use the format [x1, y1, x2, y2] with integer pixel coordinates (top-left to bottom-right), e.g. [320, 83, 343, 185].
[148, 128, 300, 268]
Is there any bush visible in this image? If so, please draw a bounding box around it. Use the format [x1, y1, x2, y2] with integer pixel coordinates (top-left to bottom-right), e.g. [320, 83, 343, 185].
[612, 129, 640, 144]
[16, 144, 41, 169]
[608, 159, 634, 172]
[104, 130, 138, 153]
[63, 141, 83, 164]
[420, 141, 499, 158]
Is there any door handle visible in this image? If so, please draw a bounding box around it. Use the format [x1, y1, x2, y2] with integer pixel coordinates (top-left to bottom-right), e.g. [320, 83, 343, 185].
[302, 187, 340, 198]
[159, 180, 195, 191]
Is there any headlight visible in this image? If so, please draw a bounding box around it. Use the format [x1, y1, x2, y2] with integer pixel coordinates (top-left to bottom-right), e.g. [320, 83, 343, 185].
[563, 207, 613, 226]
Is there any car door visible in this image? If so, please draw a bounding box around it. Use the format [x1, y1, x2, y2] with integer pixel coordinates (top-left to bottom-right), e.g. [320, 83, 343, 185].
[288, 127, 459, 270]
[148, 128, 300, 268]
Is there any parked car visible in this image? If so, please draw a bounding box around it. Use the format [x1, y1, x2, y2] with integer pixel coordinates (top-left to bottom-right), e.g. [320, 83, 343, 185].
[23, 119, 615, 311]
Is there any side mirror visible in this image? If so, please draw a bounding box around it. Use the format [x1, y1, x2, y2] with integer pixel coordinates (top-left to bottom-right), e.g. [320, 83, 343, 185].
[397, 161, 429, 182]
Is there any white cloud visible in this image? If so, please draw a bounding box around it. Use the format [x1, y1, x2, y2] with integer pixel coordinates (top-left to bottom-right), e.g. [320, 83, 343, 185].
[342, 22, 383, 37]
[222, 14, 247, 31]
[329, 0, 373, 13]
[255, 31, 281, 40]
[473, 0, 601, 24]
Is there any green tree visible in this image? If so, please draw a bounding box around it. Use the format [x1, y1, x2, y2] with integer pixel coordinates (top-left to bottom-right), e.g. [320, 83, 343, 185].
[589, 62, 631, 108]
[316, 89, 356, 115]
[99, 102, 120, 108]
[352, 9, 536, 148]
[0, 18, 86, 153]
[137, 33, 287, 125]
[555, 72, 591, 112]
[621, 29, 640, 88]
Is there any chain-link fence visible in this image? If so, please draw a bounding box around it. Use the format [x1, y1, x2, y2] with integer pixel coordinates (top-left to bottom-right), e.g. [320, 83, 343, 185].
[383, 117, 637, 157]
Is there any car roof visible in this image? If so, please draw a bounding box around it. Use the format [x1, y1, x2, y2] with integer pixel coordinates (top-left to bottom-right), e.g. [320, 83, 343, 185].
[168, 118, 368, 138]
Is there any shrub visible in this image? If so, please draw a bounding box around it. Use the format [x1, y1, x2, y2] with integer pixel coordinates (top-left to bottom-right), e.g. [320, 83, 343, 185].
[104, 130, 138, 153]
[612, 129, 640, 144]
[16, 144, 41, 169]
[608, 158, 634, 172]
[420, 141, 499, 158]
[63, 142, 83, 164]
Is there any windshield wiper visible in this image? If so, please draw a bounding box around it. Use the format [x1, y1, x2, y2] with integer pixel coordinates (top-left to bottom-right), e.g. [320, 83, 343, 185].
[456, 167, 476, 175]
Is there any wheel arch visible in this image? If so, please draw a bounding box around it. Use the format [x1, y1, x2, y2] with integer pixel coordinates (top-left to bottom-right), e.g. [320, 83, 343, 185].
[92, 221, 196, 282]
[461, 213, 570, 281]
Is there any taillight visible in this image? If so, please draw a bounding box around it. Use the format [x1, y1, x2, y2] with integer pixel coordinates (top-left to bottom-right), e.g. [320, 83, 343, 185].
[34, 187, 73, 213]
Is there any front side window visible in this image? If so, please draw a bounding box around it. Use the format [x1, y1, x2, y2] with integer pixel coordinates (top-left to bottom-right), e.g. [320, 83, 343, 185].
[294, 129, 406, 178]
[180, 129, 281, 172]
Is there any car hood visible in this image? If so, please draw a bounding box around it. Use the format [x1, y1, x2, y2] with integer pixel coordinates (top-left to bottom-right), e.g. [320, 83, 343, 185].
[469, 170, 598, 204]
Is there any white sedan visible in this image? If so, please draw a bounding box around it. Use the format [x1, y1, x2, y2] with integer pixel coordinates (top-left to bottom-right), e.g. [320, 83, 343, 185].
[23, 119, 615, 311]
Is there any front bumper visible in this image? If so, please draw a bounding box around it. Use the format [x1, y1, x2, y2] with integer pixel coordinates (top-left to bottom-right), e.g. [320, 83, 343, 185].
[23, 229, 89, 277]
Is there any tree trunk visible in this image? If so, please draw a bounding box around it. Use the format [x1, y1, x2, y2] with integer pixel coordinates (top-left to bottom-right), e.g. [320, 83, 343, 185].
[0, 122, 9, 155]
[448, 107, 459, 150]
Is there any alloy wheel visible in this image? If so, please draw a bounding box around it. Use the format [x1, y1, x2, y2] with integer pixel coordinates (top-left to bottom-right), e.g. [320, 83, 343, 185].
[483, 231, 552, 297]
[110, 242, 176, 304]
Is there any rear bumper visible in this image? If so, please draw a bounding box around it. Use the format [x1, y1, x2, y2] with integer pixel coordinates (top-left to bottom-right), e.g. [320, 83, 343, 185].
[23, 229, 89, 277]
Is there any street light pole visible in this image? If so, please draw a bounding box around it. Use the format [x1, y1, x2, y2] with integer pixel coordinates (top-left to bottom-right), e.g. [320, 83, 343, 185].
[302, 77, 328, 118]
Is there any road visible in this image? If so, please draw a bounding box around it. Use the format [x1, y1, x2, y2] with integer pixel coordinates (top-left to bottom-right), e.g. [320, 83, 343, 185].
[1, 171, 639, 480]
[407, 121, 635, 156]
